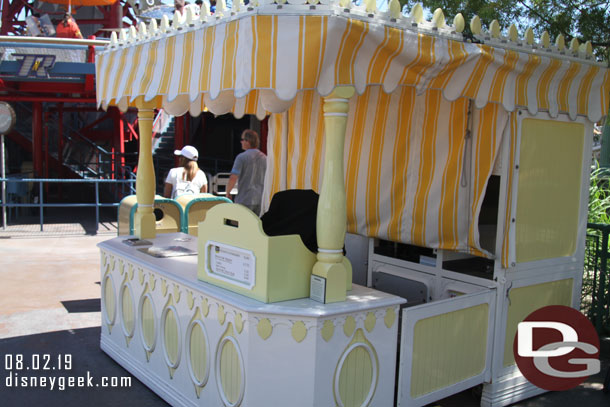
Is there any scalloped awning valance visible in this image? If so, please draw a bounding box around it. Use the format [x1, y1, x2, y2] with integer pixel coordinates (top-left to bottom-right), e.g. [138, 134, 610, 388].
[96, 11, 610, 122]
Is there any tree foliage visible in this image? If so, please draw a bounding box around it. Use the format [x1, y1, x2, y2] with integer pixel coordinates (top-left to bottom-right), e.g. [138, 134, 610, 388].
[399, 1, 610, 60]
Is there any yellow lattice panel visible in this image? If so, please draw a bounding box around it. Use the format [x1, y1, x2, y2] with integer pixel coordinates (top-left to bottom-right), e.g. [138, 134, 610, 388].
[164, 307, 180, 367]
[410, 304, 489, 398]
[103, 275, 116, 327]
[121, 284, 135, 337]
[515, 118, 584, 263]
[141, 295, 156, 351]
[220, 338, 242, 404]
[503, 278, 573, 366]
[189, 321, 208, 384]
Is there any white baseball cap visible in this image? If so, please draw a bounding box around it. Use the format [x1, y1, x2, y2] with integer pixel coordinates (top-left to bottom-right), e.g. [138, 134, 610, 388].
[174, 145, 198, 160]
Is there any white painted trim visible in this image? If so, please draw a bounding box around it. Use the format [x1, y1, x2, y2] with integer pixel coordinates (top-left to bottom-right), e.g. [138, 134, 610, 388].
[101, 338, 199, 407]
[481, 372, 546, 407]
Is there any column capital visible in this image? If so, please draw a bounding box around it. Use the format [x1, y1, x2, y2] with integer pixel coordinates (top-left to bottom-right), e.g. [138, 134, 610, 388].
[323, 86, 355, 116]
[325, 86, 356, 100]
[134, 96, 157, 112]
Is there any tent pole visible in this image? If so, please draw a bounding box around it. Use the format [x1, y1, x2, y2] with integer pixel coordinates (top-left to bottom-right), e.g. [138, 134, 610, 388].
[312, 86, 355, 303]
[1, 134, 6, 229]
[134, 99, 157, 239]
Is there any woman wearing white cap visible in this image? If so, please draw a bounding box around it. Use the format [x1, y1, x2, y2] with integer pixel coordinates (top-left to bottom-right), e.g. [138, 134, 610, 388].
[163, 145, 208, 198]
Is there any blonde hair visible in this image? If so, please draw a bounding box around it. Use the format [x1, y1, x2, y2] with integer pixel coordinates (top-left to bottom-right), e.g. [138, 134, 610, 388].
[181, 157, 199, 181]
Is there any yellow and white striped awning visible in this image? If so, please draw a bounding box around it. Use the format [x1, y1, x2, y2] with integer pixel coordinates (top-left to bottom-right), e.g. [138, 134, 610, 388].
[96, 7, 610, 256]
[96, 10, 610, 122]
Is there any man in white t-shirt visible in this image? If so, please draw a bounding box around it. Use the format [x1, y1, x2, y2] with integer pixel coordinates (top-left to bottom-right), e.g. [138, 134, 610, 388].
[164, 145, 208, 199]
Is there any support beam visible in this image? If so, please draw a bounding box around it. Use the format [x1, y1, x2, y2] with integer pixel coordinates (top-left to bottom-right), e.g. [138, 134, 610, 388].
[32, 102, 43, 177]
[58, 104, 64, 197]
[112, 107, 125, 179]
[134, 101, 156, 239]
[312, 86, 354, 303]
[174, 115, 184, 167]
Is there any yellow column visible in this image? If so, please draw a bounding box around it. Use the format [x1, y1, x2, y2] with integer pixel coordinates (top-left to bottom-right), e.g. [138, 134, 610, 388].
[134, 101, 156, 239]
[312, 86, 354, 303]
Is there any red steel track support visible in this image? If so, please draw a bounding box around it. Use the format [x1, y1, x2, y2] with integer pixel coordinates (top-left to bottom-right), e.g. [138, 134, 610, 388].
[32, 102, 43, 177]
[174, 116, 185, 167]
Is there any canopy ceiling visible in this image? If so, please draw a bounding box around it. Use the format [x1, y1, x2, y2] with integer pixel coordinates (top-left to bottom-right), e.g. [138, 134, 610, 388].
[96, 5, 610, 122]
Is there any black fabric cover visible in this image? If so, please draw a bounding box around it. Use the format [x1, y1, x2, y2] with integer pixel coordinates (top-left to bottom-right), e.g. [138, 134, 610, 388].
[261, 189, 319, 254]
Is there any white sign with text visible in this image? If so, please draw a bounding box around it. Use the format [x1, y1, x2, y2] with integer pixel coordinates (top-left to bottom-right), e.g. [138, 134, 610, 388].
[205, 241, 256, 290]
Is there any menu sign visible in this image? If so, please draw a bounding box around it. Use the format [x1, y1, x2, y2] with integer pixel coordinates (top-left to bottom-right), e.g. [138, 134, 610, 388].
[205, 241, 256, 289]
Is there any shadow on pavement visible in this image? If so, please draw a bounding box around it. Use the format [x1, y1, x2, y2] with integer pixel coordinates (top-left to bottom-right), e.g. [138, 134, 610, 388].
[0, 327, 168, 407]
[61, 299, 101, 314]
[1, 327, 608, 407]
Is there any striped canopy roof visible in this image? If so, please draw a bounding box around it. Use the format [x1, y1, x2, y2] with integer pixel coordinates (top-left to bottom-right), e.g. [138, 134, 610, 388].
[96, 5, 610, 122]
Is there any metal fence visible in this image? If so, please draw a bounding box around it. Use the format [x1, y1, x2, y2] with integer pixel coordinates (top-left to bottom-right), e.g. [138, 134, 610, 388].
[584, 223, 610, 333]
[0, 177, 136, 233]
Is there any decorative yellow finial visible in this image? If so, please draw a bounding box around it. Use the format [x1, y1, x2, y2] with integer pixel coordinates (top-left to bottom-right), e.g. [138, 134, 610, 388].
[432, 8, 445, 28]
[110, 31, 118, 45]
[232, 0, 244, 12]
[389, 0, 401, 19]
[216, 0, 226, 15]
[119, 28, 128, 43]
[470, 15, 481, 35]
[583, 40, 593, 56]
[129, 25, 137, 42]
[508, 24, 518, 42]
[540, 30, 550, 48]
[149, 18, 158, 35]
[185, 6, 195, 24]
[339, 0, 351, 8]
[410, 3, 424, 24]
[200, 1, 210, 20]
[555, 34, 565, 51]
[173, 10, 183, 27]
[160, 15, 170, 32]
[489, 19, 501, 38]
[364, 0, 377, 14]
[524, 27, 534, 45]
[569, 37, 579, 53]
[453, 13, 465, 33]
[138, 22, 147, 39]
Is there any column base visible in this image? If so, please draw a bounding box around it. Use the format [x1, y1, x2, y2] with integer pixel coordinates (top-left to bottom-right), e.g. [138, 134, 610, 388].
[312, 261, 346, 303]
[342, 256, 352, 291]
[135, 211, 156, 239]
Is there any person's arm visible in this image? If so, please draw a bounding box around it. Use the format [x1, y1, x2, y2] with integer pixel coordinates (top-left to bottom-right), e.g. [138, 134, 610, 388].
[200, 184, 208, 193]
[163, 182, 173, 198]
[226, 174, 238, 199]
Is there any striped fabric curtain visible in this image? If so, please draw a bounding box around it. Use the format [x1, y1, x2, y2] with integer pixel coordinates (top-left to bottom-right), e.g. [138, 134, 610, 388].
[263, 87, 508, 257]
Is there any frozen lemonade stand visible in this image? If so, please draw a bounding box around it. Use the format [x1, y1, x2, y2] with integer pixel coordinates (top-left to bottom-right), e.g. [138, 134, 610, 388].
[95, 2, 610, 406]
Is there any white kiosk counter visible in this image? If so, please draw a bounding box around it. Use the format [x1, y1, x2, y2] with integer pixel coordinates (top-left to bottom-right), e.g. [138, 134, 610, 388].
[99, 233, 405, 407]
